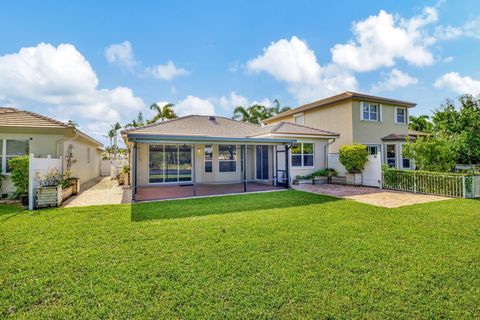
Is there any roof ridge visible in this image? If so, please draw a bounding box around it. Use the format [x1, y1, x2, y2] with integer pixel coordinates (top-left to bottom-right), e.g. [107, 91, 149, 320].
[123, 115, 196, 133]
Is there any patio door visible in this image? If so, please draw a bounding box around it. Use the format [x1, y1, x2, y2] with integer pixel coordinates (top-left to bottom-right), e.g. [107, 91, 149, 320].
[256, 145, 269, 180]
[149, 144, 192, 184]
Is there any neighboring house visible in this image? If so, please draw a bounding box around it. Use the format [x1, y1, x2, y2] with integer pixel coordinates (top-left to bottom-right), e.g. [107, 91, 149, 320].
[122, 115, 338, 201]
[263, 91, 417, 170]
[0, 107, 103, 195]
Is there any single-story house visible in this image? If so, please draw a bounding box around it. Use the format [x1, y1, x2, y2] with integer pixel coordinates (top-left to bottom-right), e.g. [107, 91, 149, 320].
[0, 107, 103, 195]
[122, 115, 339, 201]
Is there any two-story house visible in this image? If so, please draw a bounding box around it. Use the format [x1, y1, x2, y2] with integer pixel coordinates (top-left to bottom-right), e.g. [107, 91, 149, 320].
[263, 91, 417, 170]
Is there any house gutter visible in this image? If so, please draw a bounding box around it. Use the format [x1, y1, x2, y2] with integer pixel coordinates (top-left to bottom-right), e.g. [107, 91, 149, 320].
[128, 134, 296, 144]
[324, 138, 336, 168]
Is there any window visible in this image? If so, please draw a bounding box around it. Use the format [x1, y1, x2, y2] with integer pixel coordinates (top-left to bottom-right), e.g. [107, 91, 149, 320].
[400, 144, 411, 169]
[5, 140, 29, 172]
[219, 145, 236, 172]
[294, 114, 304, 125]
[148, 144, 192, 183]
[362, 103, 378, 121]
[386, 144, 397, 168]
[291, 143, 314, 167]
[204, 145, 213, 173]
[396, 107, 407, 124]
[366, 144, 380, 155]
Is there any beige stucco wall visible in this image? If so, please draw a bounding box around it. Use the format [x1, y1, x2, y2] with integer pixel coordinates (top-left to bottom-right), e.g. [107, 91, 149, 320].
[351, 100, 409, 146]
[64, 136, 101, 185]
[265, 101, 353, 153]
[0, 131, 65, 194]
[0, 130, 102, 194]
[288, 138, 329, 179]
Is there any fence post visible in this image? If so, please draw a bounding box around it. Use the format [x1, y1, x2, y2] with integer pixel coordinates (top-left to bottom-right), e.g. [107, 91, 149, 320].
[462, 176, 466, 198]
[28, 153, 34, 211]
[413, 172, 417, 193]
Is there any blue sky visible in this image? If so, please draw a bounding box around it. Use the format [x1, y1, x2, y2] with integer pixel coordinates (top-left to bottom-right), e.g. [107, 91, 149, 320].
[1, 0, 480, 143]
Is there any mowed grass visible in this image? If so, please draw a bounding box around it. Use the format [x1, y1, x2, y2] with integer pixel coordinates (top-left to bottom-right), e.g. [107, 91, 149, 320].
[1, 190, 479, 319]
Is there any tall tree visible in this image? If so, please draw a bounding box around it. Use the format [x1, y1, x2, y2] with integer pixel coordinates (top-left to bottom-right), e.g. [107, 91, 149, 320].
[108, 122, 122, 159]
[432, 95, 480, 165]
[408, 115, 432, 132]
[147, 103, 177, 124]
[267, 99, 291, 117]
[233, 104, 269, 124]
[125, 112, 145, 129]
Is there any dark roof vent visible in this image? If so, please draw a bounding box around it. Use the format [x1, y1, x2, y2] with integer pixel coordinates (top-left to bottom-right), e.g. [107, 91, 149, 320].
[209, 116, 216, 121]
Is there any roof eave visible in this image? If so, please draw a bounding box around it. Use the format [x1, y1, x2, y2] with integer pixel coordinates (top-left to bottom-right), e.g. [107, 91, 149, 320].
[127, 133, 296, 144]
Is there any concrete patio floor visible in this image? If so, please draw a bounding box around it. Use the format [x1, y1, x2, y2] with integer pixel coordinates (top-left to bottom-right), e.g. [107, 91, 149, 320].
[135, 182, 285, 201]
[294, 184, 450, 208]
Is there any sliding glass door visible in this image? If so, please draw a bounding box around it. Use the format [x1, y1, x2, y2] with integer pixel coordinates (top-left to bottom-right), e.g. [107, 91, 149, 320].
[149, 144, 192, 183]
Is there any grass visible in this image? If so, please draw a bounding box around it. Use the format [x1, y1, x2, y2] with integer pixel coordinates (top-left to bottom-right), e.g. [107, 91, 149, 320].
[1, 190, 479, 319]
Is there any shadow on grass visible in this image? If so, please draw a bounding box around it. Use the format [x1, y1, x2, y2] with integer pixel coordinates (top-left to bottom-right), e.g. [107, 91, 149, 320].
[131, 190, 340, 222]
[0, 204, 26, 223]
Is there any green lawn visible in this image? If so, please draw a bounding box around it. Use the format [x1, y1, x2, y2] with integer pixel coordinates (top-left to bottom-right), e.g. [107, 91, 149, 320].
[1, 190, 479, 319]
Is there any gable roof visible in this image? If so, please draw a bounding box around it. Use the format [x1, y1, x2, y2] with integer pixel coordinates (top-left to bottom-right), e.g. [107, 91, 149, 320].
[123, 115, 339, 141]
[0, 107, 71, 129]
[264, 91, 417, 123]
[0, 107, 103, 147]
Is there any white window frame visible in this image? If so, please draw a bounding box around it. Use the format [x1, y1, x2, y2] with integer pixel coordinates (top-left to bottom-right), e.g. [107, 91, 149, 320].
[361, 102, 380, 122]
[218, 144, 237, 173]
[147, 144, 193, 184]
[400, 143, 413, 169]
[204, 145, 213, 173]
[1, 139, 29, 174]
[291, 142, 315, 168]
[293, 113, 305, 125]
[395, 107, 407, 124]
[365, 144, 381, 156]
[385, 144, 398, 168]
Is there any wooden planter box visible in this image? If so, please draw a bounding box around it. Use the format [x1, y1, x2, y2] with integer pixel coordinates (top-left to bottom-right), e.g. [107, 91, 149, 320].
[330, 176, 347, 185]
[313, 176, 328, 185]
[61, 185, 74, 201]
[346, 173, 363, 186]
[293, 178, 313, 185]
[35, 186, 62, 208]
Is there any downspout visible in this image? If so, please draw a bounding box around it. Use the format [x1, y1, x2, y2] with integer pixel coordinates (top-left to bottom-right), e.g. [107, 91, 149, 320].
[324, 138, 336, 169]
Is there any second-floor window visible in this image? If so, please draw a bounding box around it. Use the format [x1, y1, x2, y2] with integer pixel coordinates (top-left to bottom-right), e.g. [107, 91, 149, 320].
[396, 107, 407, 124]
[293, 114, 304, 125]
[362, 103, 378, 121]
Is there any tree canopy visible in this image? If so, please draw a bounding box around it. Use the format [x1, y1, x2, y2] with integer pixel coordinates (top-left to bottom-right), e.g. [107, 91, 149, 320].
[232, 100, 291, 124]
[408, 115, 432, 132]
[147, 103, 177, 124]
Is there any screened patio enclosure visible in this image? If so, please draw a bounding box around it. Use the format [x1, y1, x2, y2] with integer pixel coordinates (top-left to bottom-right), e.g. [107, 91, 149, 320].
[131, 140, 293, 201]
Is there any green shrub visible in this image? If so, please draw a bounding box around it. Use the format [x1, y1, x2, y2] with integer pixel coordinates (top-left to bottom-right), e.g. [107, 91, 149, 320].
[8, 156, 29, 198]
[402, 137, 456, 172]
[312, 168, 337, 177]
[339, 144, 368, 173]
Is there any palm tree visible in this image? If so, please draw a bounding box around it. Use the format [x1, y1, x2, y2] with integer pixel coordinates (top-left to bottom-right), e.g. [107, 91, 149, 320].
[409, 115, 432, 132]
[125, 112, 145, 129]
[267, 99, 291, 117]
[147, 103, 177, 124]
[108, 122, 122, 159]
[233, 104, 269, 124]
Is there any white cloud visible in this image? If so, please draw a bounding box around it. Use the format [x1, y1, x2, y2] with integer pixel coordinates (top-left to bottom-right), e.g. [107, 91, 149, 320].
[174, 95, 215, 116]
[434, 72, 480, 95]
[436, 17, 480, 40]
[146, 60, 188, 80]
[0, 43, 144, 140]
[246, 36, 357, 103]
[331, 7, 438, 72]
[106, 41, 188, 80]
[442, 56, 454, 63]
[105, 41, 137, 70]
[218, 91, 249, 110]
[371, 68, 418, 93]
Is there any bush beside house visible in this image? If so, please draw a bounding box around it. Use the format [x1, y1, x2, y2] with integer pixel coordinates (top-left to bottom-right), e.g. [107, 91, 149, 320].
[339, 144, 369, 185]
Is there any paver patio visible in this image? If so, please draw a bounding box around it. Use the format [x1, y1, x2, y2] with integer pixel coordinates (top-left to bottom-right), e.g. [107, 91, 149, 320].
[294, 184, 450, 208]
[62, 177, 131, 207]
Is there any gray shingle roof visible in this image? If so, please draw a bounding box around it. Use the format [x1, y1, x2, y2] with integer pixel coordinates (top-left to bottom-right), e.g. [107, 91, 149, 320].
[124, 115, 339, 139]
[264, 91, 417, 123]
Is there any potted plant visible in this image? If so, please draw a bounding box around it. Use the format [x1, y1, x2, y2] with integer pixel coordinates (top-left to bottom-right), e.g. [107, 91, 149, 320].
[119, 165, 130, 185]
[312, 168, 337, 185]
[7, 156, 29, 207]
[63, 144, 79, 194]
[35, 168, 63, 208]
[339, 144, 369, 186]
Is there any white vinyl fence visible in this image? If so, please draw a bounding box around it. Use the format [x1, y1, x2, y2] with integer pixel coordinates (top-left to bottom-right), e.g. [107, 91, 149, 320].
[328, 153, 382, 187]
[101, 159, 128, 177]
[28, 154, 62, 210]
